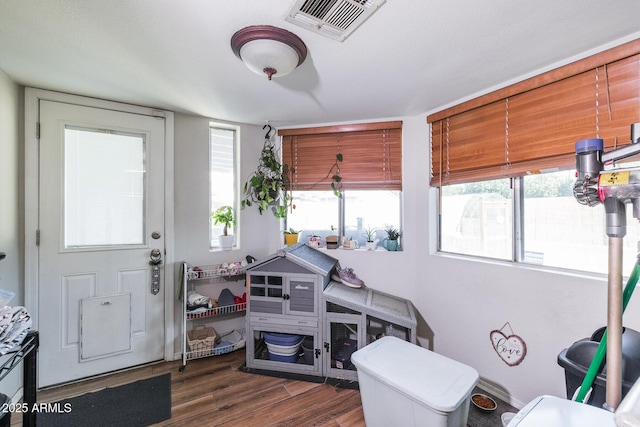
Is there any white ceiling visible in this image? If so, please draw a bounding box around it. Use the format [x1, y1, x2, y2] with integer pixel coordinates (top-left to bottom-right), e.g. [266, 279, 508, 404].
[1, 0, 640, 127]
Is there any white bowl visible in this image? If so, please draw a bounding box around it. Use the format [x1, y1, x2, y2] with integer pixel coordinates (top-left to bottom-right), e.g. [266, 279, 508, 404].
[501, 411, 516, 426]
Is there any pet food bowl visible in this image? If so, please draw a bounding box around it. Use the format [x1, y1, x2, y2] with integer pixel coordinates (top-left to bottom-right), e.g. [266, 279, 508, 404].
[471, 393, 497, 412]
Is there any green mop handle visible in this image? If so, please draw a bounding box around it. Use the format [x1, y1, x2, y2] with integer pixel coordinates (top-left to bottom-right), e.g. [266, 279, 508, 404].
[575, 263, 640, 403]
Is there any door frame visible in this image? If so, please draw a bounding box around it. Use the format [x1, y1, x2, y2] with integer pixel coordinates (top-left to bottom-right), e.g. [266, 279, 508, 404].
[24, 87, 176, 363]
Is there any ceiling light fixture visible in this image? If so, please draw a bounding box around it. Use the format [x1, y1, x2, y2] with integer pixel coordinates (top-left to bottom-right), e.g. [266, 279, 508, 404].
[230, 25, 308, 81]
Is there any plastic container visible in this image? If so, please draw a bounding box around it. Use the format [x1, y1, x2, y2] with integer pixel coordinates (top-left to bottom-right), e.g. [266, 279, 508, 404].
[351, 336, 479, 427]
[264, 332, 303, 363]
[263, 332, 302, 346]
[266, 340, 303, 355]
[268, 351, 300, 363]
[557, 327, 640, 407]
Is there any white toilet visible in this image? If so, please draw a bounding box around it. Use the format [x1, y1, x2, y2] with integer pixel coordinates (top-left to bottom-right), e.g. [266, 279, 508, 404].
[351, 336, 479, 427]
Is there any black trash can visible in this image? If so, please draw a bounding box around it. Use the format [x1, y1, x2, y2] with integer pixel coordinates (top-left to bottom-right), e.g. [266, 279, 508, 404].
[0, 393, 11, 427]
[557, 326, 640, 407]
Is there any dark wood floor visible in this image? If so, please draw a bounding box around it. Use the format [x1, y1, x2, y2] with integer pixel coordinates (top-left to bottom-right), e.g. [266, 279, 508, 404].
[13, 349, 365, 427]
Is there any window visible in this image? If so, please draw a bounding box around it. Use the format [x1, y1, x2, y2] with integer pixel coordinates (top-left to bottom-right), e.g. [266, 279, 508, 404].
[522, 170, 640, 274]
[430, 39, 640, 274]
[209, 124, 238, 249]
[344, 190, 401, 247]
[287, 191, 339, 236]
[281, 122, 402, 249]
[439, 170, 640, 275]
[440, 179, 512, 260]
[65, 126, 145, 247]
[287, 190, 401, 248]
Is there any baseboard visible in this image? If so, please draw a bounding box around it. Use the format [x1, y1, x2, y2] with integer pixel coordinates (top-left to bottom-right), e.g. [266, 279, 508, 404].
[477, 378, 526, 410]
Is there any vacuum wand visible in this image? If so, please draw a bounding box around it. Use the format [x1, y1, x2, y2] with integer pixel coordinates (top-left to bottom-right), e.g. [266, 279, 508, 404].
[573, 123, 640, 410]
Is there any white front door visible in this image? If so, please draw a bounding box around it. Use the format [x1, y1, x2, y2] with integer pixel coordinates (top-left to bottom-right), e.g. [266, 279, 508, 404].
[37, 99, 167, 387]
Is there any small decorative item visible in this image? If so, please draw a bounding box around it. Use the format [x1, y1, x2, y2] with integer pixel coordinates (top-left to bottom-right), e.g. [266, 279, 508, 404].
[210, 205, 236, 250]
[284, 228, 300, 246]
[308, 235, 325, 248]
[362, 226, 379, 251]
[490, 322, 527, 366]
[326, 225, 339, 249]
[381, 226, 401, 251]
[342, 238, 359, 250]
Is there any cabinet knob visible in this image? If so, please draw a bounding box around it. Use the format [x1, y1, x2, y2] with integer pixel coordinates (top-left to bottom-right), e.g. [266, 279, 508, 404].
[282, 294, 290, 300]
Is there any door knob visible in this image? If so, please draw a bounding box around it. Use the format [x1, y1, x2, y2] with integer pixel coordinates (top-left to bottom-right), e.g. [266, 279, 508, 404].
[150, 249, 162, 264]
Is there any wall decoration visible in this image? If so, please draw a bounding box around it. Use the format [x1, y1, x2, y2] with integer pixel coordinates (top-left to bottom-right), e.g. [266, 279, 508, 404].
[490, 322, 527, 366]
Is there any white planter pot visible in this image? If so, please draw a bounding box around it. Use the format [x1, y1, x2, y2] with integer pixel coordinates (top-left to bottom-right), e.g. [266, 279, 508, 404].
[365, 239, 379, 251]
[219, 234, 234, 250]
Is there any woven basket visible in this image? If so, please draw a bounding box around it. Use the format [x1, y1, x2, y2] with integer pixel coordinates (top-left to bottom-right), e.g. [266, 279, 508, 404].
[187, 326, 217, 358]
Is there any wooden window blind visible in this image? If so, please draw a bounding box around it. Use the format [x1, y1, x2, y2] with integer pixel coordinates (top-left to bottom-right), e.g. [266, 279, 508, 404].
[279, 121, 403, 191]
[428, 39, 640, 187]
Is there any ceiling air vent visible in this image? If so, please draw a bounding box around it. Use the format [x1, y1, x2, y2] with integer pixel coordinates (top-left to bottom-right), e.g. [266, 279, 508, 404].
[285, 0, 386, 42]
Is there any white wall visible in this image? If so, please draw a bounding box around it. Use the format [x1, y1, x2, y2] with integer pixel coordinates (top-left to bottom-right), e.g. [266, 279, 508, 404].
[413, 115, 640, 408]
[296, 114, 640, 408]
[173, 113, 282, 355]
[0, 68, 23, 399]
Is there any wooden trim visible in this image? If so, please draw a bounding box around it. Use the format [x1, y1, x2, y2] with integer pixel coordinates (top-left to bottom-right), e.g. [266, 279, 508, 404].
[427, 38, 640, 123]
[278, 121, 403, 136]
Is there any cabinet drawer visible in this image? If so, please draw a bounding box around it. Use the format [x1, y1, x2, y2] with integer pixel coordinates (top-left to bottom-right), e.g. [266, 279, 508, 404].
[250, 315, 318, 328]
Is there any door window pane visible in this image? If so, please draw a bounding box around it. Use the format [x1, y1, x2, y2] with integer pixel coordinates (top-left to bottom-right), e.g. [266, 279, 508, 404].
[440, 179, 513, 260]
[64, 127, 145, 247]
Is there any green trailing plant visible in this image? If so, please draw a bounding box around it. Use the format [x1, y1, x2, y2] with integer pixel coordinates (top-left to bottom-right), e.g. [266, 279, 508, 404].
[241, 130, 293, 219]
[242, 128, 344, 219]
[362, 226, 377, 242]
[384, 226, 401, 240]
[313, 153, 343, 197]
[329, 153, 343, 197]
[210, 205, 236, 236]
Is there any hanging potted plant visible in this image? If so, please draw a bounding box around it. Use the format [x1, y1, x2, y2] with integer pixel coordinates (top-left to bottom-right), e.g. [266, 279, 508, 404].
[210, 205, 236, 250]
[241, 126, 293, 219]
